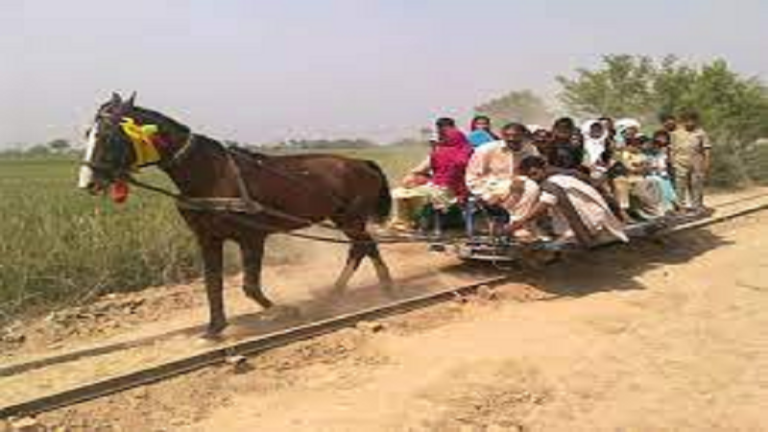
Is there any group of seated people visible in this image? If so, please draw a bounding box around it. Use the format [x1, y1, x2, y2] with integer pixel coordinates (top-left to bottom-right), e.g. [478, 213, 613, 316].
[388, 112, 712, 247]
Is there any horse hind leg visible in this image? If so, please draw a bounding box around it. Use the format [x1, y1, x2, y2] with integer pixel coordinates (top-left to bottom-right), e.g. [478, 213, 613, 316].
[366, 241, 394, 295]
[333, 232, 394, 296]
[333, 242, 367, 294]
[240, 236, 274, 310]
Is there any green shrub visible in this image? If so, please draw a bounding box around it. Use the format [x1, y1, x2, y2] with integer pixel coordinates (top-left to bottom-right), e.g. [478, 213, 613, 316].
[708, 143, 751, 188]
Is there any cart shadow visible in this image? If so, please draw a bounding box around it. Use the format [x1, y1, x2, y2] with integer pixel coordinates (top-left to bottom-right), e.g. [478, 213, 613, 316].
[519, 228, 732, 297]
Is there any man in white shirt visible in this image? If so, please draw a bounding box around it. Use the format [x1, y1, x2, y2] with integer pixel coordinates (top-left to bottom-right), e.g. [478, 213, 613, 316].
[465, 123, 540, 226]
[511, 155, 628, 246]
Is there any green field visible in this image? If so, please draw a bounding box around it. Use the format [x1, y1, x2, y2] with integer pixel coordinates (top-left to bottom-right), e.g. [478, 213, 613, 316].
[0, 147, 425, 322]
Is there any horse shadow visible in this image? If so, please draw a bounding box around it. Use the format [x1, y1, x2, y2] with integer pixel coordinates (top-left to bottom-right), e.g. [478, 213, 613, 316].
[221, 261, 482, 339]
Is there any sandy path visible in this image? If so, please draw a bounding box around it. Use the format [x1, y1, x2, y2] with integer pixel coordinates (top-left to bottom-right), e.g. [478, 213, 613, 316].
[179, 209, 768, 431]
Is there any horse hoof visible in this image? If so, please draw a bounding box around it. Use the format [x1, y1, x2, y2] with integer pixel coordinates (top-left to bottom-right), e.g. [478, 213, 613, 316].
[201, 323, 228, 340]
[323, 288, 345, 300]
[196, 335, 224, 346]
[381, 282, 397, 296]
[279, 305, 302, 320]
[261, 305, 301, 321]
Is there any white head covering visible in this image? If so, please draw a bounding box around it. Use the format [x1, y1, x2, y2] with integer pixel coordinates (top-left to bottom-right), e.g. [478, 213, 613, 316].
[615, 118, 641, 134]
[614, 118, 641, 147]
[581, 119, 609, 167]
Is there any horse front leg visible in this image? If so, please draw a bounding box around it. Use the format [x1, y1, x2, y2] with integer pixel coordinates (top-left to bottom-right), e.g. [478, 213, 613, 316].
[240, 235, 274, 310]
[199, 236, 227, 338]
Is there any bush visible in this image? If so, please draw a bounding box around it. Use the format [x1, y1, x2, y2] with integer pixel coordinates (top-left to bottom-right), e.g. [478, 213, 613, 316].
[708, 143, 751, 188]
[744, 143, 768, 185]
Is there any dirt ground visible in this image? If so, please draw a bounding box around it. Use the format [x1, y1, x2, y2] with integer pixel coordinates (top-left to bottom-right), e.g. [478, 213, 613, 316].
[16, 193, 766, 431]
[176, 210, 768, 432]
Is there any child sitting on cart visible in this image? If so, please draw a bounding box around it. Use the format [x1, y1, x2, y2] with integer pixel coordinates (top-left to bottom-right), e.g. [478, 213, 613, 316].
[612, 134, 666, 221]
[644, 130, 679, 213]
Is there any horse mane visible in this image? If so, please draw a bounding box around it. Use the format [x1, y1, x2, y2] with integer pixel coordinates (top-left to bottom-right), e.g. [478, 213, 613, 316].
[132, 106, 191, 135]
[131, 105, 272, 162]
[227, 144, 270, 162]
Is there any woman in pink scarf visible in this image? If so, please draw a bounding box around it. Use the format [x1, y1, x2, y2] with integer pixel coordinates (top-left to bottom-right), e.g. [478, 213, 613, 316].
[430, 127, 473, 198]
[388, 118, 473, 231]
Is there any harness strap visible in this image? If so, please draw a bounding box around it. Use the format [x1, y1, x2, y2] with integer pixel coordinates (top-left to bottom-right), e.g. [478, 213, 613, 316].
[125, 151, 337, 229]
[162, 132, 196, 169]
[228, 146, 347, 209]
[124, 175, 422, 245]
[224, 151, 264, 214]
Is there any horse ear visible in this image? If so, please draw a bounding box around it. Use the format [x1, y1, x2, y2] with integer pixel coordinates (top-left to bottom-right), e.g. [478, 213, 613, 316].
[126, 92, 137, 108]
[110, 92, 122, 105]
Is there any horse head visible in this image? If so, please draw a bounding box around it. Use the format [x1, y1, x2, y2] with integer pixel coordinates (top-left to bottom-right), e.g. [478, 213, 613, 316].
[78, 92, 191, 194]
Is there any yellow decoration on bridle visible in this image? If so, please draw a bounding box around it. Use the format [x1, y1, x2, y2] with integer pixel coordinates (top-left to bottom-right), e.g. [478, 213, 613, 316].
[120, 117, 161, 170]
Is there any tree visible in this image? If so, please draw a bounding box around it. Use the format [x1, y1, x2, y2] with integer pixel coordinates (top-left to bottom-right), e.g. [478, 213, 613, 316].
[557, 55, 768, 138]
[25, 144, 50, 156]
[678, 60, 768, 149]
[475, 90, 552, 126]
[557, 54, 658, 121]
[47, 139, 71, 153]
[651, 55, 698, 117]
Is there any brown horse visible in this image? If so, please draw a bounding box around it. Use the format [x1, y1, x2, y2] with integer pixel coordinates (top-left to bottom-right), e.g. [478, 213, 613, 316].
[78, 93, 394, 337]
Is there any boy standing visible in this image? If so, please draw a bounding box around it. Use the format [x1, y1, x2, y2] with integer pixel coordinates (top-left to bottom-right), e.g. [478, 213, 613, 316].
[670, 112, 711, 211]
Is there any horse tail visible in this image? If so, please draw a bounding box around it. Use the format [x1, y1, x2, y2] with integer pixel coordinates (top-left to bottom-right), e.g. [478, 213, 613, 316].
[364, 160, 392, 222]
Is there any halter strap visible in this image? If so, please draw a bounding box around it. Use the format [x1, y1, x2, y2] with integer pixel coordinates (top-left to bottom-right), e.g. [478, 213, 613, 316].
[161, 132, 196, 169]
[117, 116, 197, 171]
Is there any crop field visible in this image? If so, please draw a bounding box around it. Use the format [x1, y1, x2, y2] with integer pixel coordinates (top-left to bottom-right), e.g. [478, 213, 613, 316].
[0, 146, 425, 321]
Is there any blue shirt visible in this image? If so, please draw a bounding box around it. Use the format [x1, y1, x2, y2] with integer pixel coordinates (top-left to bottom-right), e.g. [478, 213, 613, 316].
[467, 130, 496, 148]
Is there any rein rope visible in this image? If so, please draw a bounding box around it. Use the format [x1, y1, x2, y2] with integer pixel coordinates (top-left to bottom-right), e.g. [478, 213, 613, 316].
[124, 137, 423, 246]
[126, 174, 385, 245]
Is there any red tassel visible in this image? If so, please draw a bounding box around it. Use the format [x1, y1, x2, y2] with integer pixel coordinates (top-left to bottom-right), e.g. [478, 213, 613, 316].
[110, 181, 130, 204]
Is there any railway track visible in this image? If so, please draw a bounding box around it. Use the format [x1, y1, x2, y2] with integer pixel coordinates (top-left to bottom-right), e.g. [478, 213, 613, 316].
[2, 194, 768, 420]
[0, 276, 509, 419]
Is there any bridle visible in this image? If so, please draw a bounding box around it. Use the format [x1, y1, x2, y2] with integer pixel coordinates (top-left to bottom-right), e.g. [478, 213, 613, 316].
[82, 112, 197, 181]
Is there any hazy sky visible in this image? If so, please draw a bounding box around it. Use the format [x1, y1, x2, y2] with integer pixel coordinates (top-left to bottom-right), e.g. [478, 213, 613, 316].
[2, 0, 767, 147]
